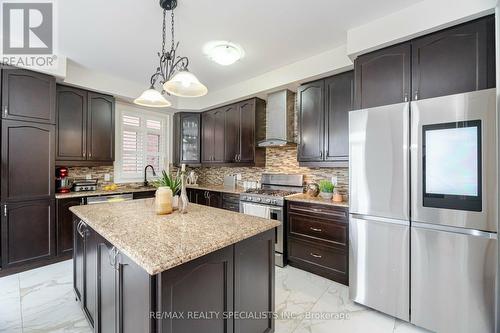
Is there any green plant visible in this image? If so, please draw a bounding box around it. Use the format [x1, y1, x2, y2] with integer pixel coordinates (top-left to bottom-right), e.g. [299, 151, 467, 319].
[319, 180, 334, 193]
[153, 170, 182, 196]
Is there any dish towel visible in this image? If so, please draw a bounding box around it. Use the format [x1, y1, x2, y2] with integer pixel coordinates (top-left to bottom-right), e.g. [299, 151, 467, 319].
[242, 203, 271, 219]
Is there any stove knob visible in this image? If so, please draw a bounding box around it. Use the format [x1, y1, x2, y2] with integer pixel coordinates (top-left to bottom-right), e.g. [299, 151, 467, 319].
[247, 197, 253, 201]
[255, 198, 261, 202]
[272, 200, 277, 205]
[265, 198, 271, 203]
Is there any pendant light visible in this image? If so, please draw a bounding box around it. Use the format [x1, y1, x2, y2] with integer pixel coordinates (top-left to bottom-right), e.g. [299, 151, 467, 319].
[134, 0, 207, 108]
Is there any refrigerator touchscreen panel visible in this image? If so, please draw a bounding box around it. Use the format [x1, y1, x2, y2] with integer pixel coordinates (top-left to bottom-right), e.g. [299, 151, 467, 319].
[422, 120, 482, 211]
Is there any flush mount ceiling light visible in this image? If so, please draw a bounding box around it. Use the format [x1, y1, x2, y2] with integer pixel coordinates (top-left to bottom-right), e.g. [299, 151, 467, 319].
[134, 0, 208, 108]
[203, 41, 245, 66]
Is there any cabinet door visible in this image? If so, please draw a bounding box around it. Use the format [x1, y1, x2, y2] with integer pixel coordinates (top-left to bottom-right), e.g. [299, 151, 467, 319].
[1, 200, 55, 268]
[324, 71, 353, 161]
[196, 190, 208, 206]
[1, 120, 55, 202]
[56, 198, 82, 256]
[73, 218, 84, 302]
[354, 43, 411, 109]
[412, 15, 495, 100]
[207, 191, 222, 208]
[297, 80, 325, 162]
[201, 111, 215, 163]
[87, 93, 115, 162]
[83, 224, 96, 327]
[56, 86, 87, 161]
[1, 69, 56, 124]
[213, 109, 225, 162]
[96, 238, 118, 333]
[159, 246, 234, 333]
[224, 104, 240, 163]
[238, 100, 256, 163]
[179, 113, 201, 164]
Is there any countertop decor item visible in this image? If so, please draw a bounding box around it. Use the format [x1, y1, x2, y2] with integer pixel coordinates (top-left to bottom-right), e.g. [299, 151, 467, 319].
[306, 183, 320, 197]
[154, 170, 181, 196]
[319, 180, 334, 200]
[332, 191, 343, 203]
[134, 0, 208, 108]
[155, 186, 173, 215]
[178, 171, 189, 214]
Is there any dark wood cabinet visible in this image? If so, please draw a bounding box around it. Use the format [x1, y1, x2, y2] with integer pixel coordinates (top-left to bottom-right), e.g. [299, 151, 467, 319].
[354, 43, 411, 109]
[224, 104, 240, 162]
[202, 108, 225, 163]
[297, 72, 353, 166]
[56, 197, 83, 256]
[73, 218, 96, 328]
[297, 80, 324, 162]
[222, 193, 240, 212]
[56, 86, 87, 161]
[132, 190, 156, 200]
[412, 15, 495, 100]
[1, 119, 55, 203]
[1, 200, 55, 268]
[187, 188, 222, 208]
[1, 69, 56, 124]
[56, 86, 115, 166]
[87, 92, 115, 163]
[173, 112, 201, 166]
[287, 201, 349, 285]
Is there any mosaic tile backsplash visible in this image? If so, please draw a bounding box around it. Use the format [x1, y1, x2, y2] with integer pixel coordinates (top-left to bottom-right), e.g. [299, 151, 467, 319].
[67, 146, 349, 197]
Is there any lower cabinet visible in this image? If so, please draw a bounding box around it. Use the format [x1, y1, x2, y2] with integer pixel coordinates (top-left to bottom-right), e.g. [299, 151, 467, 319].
[132, 190, 156, 200]
[57, 197, 84, 256]
[187, 188, 223, 208]
[1, 200, 55, 269]
[222, 193, 240, 212]
[286, 201, 349, 285]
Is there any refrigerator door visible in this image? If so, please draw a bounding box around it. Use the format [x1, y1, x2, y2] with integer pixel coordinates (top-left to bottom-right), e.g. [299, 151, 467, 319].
[349, 214, 409, 321]
[411, 89, 497, 232]
[411, 223, 497, 333]
[349, 102, 409, 220]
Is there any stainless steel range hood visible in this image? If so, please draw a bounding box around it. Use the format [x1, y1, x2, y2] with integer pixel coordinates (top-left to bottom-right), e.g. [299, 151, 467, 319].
[258, 90, 296, 147]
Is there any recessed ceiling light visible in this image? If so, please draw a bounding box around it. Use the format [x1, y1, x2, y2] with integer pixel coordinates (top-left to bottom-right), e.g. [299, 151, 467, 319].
[203, 41, 245, 66]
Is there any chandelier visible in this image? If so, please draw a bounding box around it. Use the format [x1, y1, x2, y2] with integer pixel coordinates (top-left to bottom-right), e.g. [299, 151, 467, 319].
[134, 0, 208, 108]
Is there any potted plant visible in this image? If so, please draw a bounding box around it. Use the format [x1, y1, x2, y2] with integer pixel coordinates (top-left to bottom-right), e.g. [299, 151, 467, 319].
[319, 180, 334, 200]
[153, 170, 182, 208]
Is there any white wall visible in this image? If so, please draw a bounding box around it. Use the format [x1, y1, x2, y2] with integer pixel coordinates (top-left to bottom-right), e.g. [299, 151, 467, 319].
[347, 0, 496, 58]
[496, 3, 500, 332]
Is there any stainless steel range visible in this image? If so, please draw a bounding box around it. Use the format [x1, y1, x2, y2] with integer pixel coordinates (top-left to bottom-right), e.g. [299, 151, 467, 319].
[239, 174, 304, 267]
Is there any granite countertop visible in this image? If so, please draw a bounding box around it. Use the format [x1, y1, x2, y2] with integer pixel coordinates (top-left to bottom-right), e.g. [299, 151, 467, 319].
[285, 193, 349, 208]
[55, 186, 157, 199]
[186, 184, 245, 195]
[70, 199, 279, 275]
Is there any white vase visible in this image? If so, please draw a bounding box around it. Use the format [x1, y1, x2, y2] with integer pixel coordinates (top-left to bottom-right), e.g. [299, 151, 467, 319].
[172, 195, 179, 209]
[319, 192, 333, 200]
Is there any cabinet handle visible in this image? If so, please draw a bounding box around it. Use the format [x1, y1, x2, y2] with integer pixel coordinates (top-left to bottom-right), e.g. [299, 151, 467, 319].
[319, 151, 323, 158]
[414, 91, 419, 100]
[3, 204, 6, 217]
[3, 106, 8, 117]
[89, 152, 92, 158]
[309, 227, 322, 232]
[310, 253, 322, 259]
[82, 151, 86, 158]
[234, 154, 237, 162]
[80, 198, 85, 205]
[404, 93, 408, 102]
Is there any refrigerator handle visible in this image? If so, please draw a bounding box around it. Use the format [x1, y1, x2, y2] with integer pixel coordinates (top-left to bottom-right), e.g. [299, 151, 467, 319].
[350, 213, 409, 226]
[412, 222, 497, 239]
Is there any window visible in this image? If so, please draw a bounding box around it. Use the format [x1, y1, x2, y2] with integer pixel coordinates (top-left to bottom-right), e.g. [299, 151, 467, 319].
[115, 105, 170, 182]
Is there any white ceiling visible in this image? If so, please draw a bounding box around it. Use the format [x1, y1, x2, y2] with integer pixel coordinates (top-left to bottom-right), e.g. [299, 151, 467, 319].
[58, 0, 422, 95]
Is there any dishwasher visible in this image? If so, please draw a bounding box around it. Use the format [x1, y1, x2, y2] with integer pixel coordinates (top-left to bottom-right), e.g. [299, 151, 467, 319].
[86, 193, 134, 205]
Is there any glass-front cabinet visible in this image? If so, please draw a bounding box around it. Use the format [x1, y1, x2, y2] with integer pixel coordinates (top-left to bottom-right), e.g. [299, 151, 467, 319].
[173, 112, 201, 166]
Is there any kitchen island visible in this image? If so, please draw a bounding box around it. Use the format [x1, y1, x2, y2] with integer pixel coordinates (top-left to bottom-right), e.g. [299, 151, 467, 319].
[70, 199, 279, 333]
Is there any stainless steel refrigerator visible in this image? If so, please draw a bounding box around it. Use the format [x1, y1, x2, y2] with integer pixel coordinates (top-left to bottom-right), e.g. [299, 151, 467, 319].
[349, 89, 497, 333]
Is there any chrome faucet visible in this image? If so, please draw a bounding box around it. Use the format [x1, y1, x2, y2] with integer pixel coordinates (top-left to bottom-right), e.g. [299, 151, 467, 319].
[144, 165, 156, 187]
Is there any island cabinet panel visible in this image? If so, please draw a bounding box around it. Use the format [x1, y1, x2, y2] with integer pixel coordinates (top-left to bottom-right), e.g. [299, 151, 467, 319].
[73, 218, 96, 329]
[287, 201, 349, 285]
[234, 230, 275, 333]
[1, 200, 55, 268]
[1, 68, 56, 124]
[158, 246, 234, 333]
[56, 197, 83, 256]
[354, 43, 411, 109]
[411, 15, 495, 101]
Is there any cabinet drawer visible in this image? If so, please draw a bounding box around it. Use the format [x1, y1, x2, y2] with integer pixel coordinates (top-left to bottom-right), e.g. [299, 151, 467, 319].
[289, 238, 347, 276]
[288, 201, 347, 222]
[222, 202, 239, 212]
[289, 212, 347, 247]
[222, 193, 240, 204]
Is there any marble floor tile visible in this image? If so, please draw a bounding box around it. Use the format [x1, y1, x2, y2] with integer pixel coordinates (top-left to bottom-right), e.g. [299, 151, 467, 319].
[0, 274, 22, 333]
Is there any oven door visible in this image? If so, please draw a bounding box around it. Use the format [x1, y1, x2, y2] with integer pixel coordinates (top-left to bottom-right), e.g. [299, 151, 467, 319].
[410, 89, 497, 232]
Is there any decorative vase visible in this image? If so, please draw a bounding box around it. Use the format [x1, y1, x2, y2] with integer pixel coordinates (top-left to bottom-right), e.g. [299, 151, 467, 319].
[172, 195, 179, 209]
[155, 186, 173, 215]
[332, 192, 343, 203]
[319, 192, 333, 200]
[178, 173, 189, 214]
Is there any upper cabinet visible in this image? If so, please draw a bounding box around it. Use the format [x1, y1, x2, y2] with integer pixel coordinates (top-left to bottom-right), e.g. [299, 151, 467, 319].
[56, 85, 115, 166]
[1, 68, 56, 124]
[354, 15, 495, 108]
[411, 15, 495, 100]
[173, 112, 201, 166]
[354, 43, 411, 109]
[195, 97, 265, 166]
[298, 71, 353, 167]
